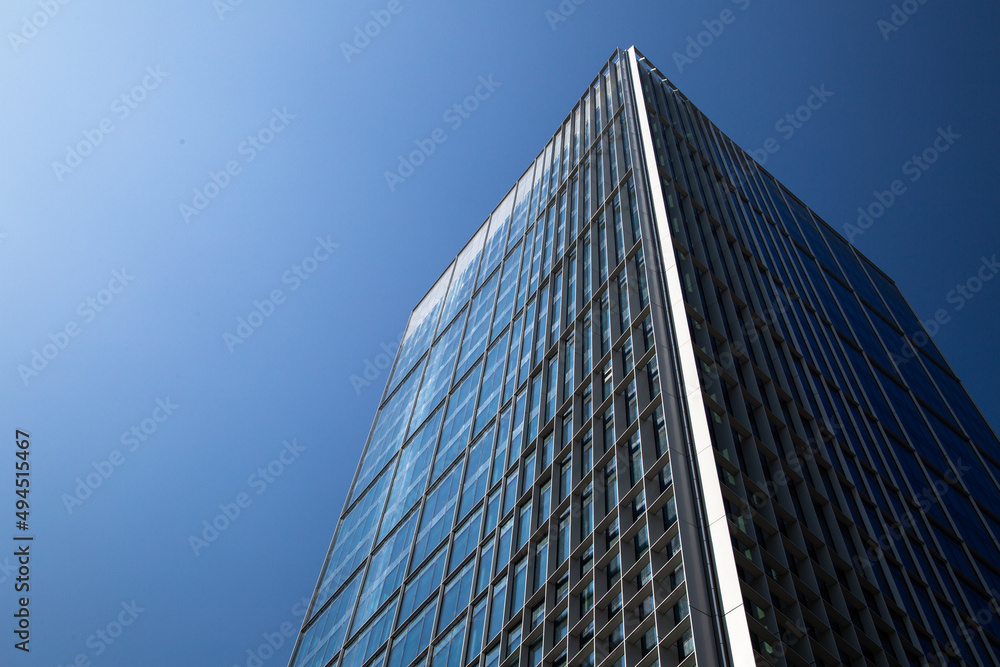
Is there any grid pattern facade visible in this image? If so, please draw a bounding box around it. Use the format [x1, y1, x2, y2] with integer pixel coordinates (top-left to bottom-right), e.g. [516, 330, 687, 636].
[288, 48, 1000, 667]
[633, 50, 1000, 666]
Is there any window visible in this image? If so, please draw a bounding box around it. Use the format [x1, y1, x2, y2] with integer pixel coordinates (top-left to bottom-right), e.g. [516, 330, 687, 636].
[503, 471, 518, 517]
[635, 562, 652, 588]
[646, 357, 660, 400]
[582, 382, 593, 422]
[477, 543, 494, 595]
[466, 597, 489, 663]
[677, 629, 694, 659]
[604, 460, 618, 513]
[431, 619, 467, 667]
[631, 489, 645, 521]
[535, 286, 549, 362]
[670, 562, 685, 590]
[538, 481, 552, 524]
[510, 556, 529, 613]
[559, 458, 573, 503]
[546, 356, 559, 422]
[580, 482, 594, 537]
[400, 548, 447, 621]
[352, 512, 419, 631]
[475, 336, 510, 433]
[635, 247, 649, 308]
[491, 408, 512, 486]
[484, 487, 502, 535]
[460, 430, 494, 519]
[602, 408, 615, 454]
[506, 624, 522, 657]
[529, 638, 544, 667]
[488, 577, 507, 640]
[673, 594, 689, 625]
[567, 252, 577, 323]
[600, 290, 611, 355]
[625, 380, 638, 426]
[387, 599, 437, 667]
[658, 464, 673, 493]
[627, 433, 642, 487]
[541, 433, 554, 469]
[561, 411, 573, 451]
[607, 553, 621, 588]
[555, 572, 570, 600]
[608, 623, 623, 649]
[483, 644, 501, 667]
[621, 336, 634, 374]
[616, 270, 629, 331]
[605, 517, 619, 549]
[639, 625, 657, 657]
[662, 496, 677, 529]
[413, 461, 465, 566]
[517, 502, 533, 551]
[449, 508, 483, 575]
[342, 601, 397, 667]
[554, 607, 569, 641]
[581, 543, 594, 575]
[580, 579, 595, 614]
[563, 334, 575, 398]
[495, 519, 514, 573]
[438, 561, 475, 631]
[521, 452, 536, 493]
[653, 405, 668, 458]
[534, 538, 549, 591]
[551, 269, 563, 341]
[557, 511, 572, 563]
[527, 374, 543, 443]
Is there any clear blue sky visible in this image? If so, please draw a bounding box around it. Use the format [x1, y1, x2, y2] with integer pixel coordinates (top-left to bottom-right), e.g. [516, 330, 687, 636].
[1, 1, 998, 665]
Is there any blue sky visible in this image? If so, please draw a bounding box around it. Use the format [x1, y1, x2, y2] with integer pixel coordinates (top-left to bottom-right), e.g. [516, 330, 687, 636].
[1, 1, 998, 665]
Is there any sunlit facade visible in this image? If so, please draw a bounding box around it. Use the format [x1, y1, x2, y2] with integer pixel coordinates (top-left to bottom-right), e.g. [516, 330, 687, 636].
[288, 47, 1000, 667]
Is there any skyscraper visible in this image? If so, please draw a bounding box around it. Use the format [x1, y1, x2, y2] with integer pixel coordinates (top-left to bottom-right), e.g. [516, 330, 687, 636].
[287, 47, 1000, 667]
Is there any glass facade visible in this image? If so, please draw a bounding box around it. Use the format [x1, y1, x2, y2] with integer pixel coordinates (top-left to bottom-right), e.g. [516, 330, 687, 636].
[289, 48, 1000, 667]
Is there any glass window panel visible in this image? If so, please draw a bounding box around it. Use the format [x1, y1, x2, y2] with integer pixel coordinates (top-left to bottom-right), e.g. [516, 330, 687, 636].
[433, 363, 484, 480]
[439, 225, 488, 334]
[353, 362, 426, 501]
